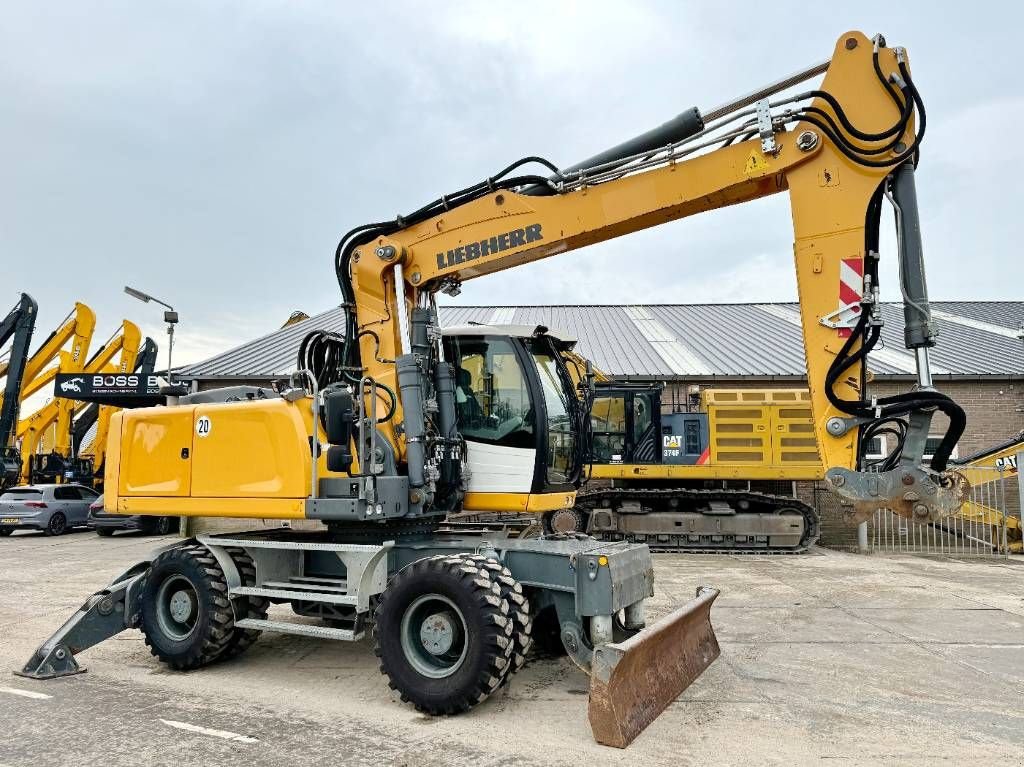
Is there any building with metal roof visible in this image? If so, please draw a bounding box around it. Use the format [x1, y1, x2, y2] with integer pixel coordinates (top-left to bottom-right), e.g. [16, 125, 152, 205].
[178, 301, 1024, 384]
[175, 301, 1023, 551]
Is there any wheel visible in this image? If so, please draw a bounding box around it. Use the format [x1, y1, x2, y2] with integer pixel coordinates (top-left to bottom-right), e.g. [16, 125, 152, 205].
[139, 544, 234, 670]
[374, 555, 513, 715]
[0, 528, 13, 537]
[543, 507, 587, 535]
[460, 555, 532, 684]
[154, 516, 175, 536]
[217, 547, 268, 662]
[45, 512, 67, 536]
[95, 528, 115, 537]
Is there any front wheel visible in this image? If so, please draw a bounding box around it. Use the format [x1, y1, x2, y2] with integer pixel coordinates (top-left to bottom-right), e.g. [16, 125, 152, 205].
[45, 512, 67, 536]
[0, 528, 13, 537]
[374, 556, 513, 715]
[95, 528, 115, 537]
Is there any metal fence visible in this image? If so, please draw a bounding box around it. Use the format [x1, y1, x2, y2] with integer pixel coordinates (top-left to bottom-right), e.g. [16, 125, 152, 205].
[869, 466, 1016, 557]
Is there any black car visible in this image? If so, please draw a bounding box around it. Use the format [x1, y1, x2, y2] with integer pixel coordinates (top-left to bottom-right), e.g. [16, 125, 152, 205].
[87, 494, 180, 536]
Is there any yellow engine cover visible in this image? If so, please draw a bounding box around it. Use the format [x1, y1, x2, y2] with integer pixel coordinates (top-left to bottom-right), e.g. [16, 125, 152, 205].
[107, 398, 318, 519]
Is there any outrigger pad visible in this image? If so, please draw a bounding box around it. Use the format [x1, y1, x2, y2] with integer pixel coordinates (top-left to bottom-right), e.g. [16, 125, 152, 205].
[588, 586, 720, 748]
[17, 643, 84, 680]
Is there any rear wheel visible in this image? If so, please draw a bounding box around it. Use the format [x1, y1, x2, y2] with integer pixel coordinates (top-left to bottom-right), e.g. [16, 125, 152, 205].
[45, 512, 67, 536]
[139, 545, 234, 670]
[217, 547, 268, 662]
[0, 528, 12, 537]
[149, 516, 176, 536]
[375, 555, 513, 715]
[95, 528, 115, 537]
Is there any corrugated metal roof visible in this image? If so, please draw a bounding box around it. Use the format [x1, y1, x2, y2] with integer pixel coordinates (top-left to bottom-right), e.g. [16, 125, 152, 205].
[177, 302, 1024, 381]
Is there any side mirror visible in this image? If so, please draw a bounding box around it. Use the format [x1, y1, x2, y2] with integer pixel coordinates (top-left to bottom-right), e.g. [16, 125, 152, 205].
[324, 388, 355, 445]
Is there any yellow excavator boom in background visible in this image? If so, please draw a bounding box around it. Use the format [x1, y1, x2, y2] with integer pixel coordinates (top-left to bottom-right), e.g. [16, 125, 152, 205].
[17, 319, 140, 485]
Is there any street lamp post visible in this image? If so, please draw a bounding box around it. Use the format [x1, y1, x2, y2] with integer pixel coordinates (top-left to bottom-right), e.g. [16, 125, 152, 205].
[124, 286, 179, 386]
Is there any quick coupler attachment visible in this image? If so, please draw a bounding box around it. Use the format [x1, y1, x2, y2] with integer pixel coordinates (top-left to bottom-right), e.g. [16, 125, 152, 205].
[825, 465, 969, 524]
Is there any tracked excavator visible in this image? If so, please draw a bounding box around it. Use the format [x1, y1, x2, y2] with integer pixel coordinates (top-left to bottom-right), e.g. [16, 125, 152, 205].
[23, 33, 968, 748]
[567, 381, 825, 551]
[1, 301, 95, 486]
[17, 320, 141, 485]
[0, 294, 38, 488]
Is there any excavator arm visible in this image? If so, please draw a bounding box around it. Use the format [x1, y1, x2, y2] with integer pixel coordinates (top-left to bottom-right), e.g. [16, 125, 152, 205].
[337, 31, 965, 523]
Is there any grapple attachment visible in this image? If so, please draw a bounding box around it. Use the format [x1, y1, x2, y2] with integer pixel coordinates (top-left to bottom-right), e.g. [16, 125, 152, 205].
[588, 586, 720, 748]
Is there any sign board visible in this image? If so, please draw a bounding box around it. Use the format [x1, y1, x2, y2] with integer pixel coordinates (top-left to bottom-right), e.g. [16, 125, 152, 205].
[54, 373, 165, 408]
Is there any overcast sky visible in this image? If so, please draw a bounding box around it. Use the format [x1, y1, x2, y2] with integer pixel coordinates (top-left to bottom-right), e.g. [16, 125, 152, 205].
[3, 1, 1021, 367]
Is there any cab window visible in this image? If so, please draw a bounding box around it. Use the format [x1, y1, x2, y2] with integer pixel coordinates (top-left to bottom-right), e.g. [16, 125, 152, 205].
[449, 337, 534, 449]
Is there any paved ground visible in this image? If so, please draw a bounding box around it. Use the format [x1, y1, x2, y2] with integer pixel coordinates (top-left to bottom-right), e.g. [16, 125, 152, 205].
[1, 529, 1022, 766]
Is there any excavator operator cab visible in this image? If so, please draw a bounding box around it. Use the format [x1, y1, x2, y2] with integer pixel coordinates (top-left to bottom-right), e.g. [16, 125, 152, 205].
[1, 446, 21, 488]
[441, 325, 585, 496]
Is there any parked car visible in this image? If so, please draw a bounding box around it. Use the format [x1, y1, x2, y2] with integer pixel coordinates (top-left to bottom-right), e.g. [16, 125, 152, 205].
[87, 494, 179, 536]
[0, 484, 99, 536]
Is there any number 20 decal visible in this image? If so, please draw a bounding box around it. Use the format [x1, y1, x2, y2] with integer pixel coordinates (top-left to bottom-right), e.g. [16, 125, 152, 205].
[195, 416, 212, 437]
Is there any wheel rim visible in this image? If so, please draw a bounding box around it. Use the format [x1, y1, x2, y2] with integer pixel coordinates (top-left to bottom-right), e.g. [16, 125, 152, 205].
[50, 515, 65, 534]
[399, 594, 468, 679]
[155, 574, 201, 641]
[158, 518, 170, 534]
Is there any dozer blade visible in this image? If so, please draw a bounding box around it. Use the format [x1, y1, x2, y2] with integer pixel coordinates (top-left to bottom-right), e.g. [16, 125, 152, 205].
[588, 586, 720, 748]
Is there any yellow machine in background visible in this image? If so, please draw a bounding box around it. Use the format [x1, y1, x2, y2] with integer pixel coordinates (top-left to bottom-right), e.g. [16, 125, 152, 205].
[26, 33, 969, 749]
[953, 432, 1022, 552]
[18, 319, 140, 485]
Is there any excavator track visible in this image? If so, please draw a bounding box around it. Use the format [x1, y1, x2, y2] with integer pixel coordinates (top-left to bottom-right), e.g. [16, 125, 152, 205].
[577, 487, 820, 554]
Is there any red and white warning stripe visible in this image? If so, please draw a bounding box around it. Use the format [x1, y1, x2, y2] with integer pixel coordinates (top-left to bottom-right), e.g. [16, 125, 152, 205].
[837, 257, 863, 338]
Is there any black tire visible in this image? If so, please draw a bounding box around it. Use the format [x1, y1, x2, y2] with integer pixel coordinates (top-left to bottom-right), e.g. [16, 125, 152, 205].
[217, 547, 268, 662]
[45, 512, 67, 536]
[0, 528, 13, 537]
[95, 528, 115, 537]
[460, 555, 532, 685]
[154, 516, 175, 536]
[543, 507, 587, 535]
[139, 544, 234, 670]
[374, 555, 513, 715]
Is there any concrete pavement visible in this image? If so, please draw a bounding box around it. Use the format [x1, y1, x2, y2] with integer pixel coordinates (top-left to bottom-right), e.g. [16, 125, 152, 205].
[1, 529, 1022, 766]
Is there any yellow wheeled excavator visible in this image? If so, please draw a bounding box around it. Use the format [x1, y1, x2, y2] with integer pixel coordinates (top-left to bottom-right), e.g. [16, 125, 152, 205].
[23, 32, 967, 748]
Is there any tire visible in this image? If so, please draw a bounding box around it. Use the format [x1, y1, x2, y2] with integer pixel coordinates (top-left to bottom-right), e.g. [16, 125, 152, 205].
[139, 544, 234, 670]
[460, 555, 532, 685]
[374, 555, 513, 715]
[95, 528, 115, 537]
[45, 512, 67, 536]
[543, 507, 587, 535]
[217, 547, 268, 662]
[154, 517, 174, 536]
[0, 528, 12, 537]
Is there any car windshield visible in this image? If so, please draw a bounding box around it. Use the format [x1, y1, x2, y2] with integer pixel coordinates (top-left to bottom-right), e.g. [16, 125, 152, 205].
[1, 489, 42, 500]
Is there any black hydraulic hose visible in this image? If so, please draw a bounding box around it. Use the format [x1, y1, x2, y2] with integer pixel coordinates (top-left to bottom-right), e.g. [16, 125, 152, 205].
[874, 48, 906, 112]
[799, 83, 911, 143]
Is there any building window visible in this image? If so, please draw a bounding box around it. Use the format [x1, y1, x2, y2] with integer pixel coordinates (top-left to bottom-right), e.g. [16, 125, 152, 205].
[864, 435, 887, 460]
[923, 436, 958, 462]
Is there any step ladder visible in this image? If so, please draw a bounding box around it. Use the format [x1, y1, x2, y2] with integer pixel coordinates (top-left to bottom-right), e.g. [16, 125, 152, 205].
[198, 533, 393, 643]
